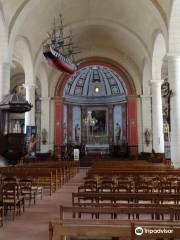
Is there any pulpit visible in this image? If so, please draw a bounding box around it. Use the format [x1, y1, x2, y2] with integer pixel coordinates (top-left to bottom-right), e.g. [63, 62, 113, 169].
[0, 93, 32, 164]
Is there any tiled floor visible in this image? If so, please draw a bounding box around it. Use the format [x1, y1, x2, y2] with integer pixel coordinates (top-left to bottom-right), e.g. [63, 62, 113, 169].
[0, 169, 87, 240]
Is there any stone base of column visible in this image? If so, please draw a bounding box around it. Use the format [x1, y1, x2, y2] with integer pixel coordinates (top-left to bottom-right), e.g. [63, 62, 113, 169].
[40, 144, 50, 153]
[171, 161, 180, 168]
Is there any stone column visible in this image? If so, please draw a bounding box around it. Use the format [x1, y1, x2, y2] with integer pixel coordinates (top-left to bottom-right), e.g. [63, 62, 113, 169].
[40, 97, 50, 153]
[168, 56, 180, 167]
[140, 95, 152, 152]
[81, 106, 87, 144]
[67, 104, 73, 143]
[108, 106, 114, 144]
[0, 62, 10, 101]
[24, 84, 35, 129]
[49, 98, 54, 152]
[151, 80, 164, 153]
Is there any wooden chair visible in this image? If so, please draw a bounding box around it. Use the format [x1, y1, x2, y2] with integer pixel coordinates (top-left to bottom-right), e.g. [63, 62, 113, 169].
[3, 183, 25, 220]
[134, 181, 151, 193]
[0, 184, 3, 226]
[84, 180, 97, 189]
[78, 185, 97, 193]
[99, 180, 114, 191]
[3, 177, 17, 185]
[19, 179, 36, 206]
[0, 206, 3, 226]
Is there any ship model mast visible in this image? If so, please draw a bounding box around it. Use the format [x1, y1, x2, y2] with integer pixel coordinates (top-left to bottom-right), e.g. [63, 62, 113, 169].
[43, 14, 79, 75]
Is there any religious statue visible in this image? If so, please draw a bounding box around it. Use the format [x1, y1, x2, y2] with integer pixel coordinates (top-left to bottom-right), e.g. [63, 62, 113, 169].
[144, 129, 151, 146]
[75, 123, 80, 143]
[163, 122, 169, 141]
[115, 123, 121, 144]
[41, 128, 47, 144]
[25, 134, 38, 158]
[63, 122, 67, 144]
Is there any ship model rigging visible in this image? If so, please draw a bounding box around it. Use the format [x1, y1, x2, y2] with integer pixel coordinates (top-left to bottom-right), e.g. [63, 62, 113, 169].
[43, 14, 79, 75]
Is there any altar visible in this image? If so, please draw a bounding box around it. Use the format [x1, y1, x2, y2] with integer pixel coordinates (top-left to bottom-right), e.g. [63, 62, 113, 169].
[85, 144, 109, 155]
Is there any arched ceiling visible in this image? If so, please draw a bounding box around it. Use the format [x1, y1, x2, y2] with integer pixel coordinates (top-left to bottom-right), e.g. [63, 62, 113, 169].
[0, 0, 172, 79]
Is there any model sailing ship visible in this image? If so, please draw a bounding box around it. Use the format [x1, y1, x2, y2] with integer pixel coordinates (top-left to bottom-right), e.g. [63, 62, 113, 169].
[43, 14, 78, 75]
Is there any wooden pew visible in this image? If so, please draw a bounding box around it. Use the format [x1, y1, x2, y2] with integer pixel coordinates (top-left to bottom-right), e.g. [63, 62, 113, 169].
[72, 202, 180, 220]
[49, 218, 131, 240]
[0, 206, 3, 226]
[49, 206, 180, 240]
[72, 192, 180, 205]
[0, 168, 56, 196]
[60, 205, 180, 221]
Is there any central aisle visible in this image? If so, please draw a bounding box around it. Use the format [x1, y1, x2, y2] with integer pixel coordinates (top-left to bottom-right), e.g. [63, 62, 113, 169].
[0, 168, 87, 240]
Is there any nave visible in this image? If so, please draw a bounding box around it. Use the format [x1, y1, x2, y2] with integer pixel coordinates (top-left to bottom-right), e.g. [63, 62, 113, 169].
[1, 160, 180, 240]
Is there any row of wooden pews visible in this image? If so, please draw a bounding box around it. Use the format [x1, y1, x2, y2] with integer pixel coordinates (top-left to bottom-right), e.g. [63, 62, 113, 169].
[49, 206, 180, 240]
[49, 160, 180, 240]
[0, 160, 79, 226]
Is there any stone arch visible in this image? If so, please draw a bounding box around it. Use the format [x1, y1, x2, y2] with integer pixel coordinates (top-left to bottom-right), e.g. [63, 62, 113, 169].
[12, 36, 35, 127]
[55, 57, 137, 98]
[0, 8, 10, 100]
[49, 50, 141, 99]
[8, 0, 37, 57]
[13, 36, 34, 84]
[141, 60, 152, 152]
[36, 62, 51, 153]
[169, 0, 180, 54]
[36, 62, 49, 98]
[143, 59, 151, 95]
[54, 58, 138, 157]
[152, 33, 166, 80]
[0, 7, 8, 62]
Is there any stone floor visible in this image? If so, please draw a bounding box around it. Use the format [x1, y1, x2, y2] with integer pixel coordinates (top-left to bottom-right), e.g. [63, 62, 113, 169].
[0, 168, 87, 240]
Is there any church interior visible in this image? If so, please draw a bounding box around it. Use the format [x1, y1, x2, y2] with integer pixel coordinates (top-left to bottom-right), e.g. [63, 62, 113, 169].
[0, 0, 180, 239]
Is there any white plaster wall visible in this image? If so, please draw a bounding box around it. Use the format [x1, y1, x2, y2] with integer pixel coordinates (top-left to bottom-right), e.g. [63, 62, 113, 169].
[141, 61, 152, 152]
[49, 99, 54, 152]
[40, 97, 50, 153]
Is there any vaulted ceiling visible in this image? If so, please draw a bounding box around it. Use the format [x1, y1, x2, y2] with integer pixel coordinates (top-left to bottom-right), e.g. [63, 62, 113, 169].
[0, 0, 173, 79]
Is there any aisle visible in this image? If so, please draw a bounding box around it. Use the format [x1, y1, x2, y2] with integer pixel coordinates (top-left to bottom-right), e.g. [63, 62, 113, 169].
[0, 169, 87, 240]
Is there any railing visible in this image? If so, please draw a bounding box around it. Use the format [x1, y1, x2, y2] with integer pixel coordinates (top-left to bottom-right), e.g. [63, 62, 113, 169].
[87, 135, 108, 144]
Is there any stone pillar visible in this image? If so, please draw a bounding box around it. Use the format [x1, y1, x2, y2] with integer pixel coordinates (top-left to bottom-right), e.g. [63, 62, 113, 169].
[168, 56, 180, 167]
[127, 96, 138, 157]
[24, 84, 35, 129]
[0, 62, 10, 101]
[67, 104, 73, 143]
[81, 106, 87, 144]
[108, 106, 114, 144]
[151, 80, 164, 153]
[140, 95, 152, 152]
[49, 98, 54, 152]
[40, 97, 50, 153]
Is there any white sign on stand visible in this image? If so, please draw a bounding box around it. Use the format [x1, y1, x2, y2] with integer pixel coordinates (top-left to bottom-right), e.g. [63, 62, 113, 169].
[74, 149, 79, 161]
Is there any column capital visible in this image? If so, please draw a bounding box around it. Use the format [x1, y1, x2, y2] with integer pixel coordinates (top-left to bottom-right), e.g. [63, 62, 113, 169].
[127, 94, 138, 99]
[166, 53, 180, 62]
[40, 97, 50, 101]
[140, 95, 151, 99]
[0, 62, 10, 66]
[23, 83, 36, 89]
[150, 80, 164, 86]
